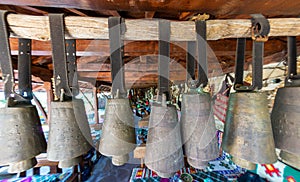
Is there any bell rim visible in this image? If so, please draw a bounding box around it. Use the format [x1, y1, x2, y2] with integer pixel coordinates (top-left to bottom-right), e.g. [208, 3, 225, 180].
[8, 157, 38, 173]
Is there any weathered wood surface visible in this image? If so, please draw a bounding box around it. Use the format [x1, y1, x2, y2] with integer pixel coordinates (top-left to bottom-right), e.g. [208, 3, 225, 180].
[6, 14, 300, 41]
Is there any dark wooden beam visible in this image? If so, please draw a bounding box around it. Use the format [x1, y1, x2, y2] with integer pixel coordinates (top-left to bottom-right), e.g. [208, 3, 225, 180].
[17, 6, 48, 15]
[66, 8, 88, 16]
[145, 11, 155, 19]
[179, 12, 195, 20]
[8, 38, 287, 60]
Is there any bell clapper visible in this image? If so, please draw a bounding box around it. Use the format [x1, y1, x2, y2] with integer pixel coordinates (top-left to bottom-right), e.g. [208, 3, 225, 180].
[112, 154, 130, 166]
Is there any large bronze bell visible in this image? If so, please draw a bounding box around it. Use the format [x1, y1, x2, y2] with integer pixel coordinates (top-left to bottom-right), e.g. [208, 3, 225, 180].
[181, 91, 219, 169]
[271, 87, 300, 169]
[222, 92, 277, 169]
[145, 97, 184, 178]
[47, 99, 92, 168]
[98, 97, 136, 166]
[0, 105, 47, 173]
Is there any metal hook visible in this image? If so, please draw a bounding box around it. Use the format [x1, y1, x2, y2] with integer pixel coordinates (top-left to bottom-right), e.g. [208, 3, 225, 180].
[234, 14, 270, 92]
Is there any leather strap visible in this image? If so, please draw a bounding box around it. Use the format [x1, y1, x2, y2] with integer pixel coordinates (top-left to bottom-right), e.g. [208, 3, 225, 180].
[49, 13, 73, 99]
[234, 38, 246, 88]
[18, 38, 33, 100]
[234, 14, 270, 91]
[196, 20, 208, 87]
[252, 41, 263, 90]
[158, 20, 170, 100]
[285, 36, 300, 86]
[234, 39, 264, 91]
[108, 17, 126, 98]
[186, 41, 196, 82]
[0, 10, 14, 99]
[187, 20, 208, 89]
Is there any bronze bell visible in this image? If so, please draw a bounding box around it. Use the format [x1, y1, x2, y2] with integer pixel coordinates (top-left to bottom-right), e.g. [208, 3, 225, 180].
[222, 92, 277, 170]
[271, 87, 300, 169]
[181, 91, 219, 169]
[0, 105, 47, 173]
[145, 96, 184, 178]
[47, 99, 92, 167]
[98, 96, 136, 166]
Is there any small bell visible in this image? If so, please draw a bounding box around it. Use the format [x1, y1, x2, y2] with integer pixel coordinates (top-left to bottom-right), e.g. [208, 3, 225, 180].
[98, 94, 136, 166]
[222, 92, 277, 169]
[271, 87, 300, 169]
[181, 91, 219, 169]
[145, 95, 184, 178]
[0, 105, 47, 173]
[47, 99, 92, 167]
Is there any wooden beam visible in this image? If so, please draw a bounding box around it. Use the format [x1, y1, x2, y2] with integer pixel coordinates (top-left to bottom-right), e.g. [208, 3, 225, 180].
[145, 11, 155, 19]
[1, 0, 300, 18]
[5, 14, 300, 41]
[105, 10, 120, 17]
[66, 8, 88, 16]
[17, 6, 48, 15]
[78, 71, 187, 81]
[179, 12, 195, 20]
[76, 60, 186, 72]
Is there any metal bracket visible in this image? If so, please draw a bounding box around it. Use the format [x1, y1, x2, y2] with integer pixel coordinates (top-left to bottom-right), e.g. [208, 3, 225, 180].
[18, 38, 33, 100]
[234, 39, 265, 91]
[251, 14, 270, 42]
[66, 39, 79, 96]
[186, 20, 208, 89]
[158, 20, 171, 101]
[49, 13, 79, 100]
[108, 17, 126, 98]
[234, 14, 270, 92]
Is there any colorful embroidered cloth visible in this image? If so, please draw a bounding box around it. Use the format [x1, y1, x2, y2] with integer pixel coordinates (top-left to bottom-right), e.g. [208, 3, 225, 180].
[129, 167, 228, 182]
[0, 170, 73, 182]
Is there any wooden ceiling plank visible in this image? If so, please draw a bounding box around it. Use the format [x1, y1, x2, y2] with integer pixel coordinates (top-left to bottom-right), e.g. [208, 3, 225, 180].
[145, 11, 155, 19]
[179, 12, 195, 20]
[17, 5, 48, 15]
[66, 8, 88, 16]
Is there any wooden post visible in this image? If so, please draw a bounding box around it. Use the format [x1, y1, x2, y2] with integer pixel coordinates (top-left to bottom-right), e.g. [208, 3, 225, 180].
[93, 87, 99, 124]
[44, 81, 53, 124]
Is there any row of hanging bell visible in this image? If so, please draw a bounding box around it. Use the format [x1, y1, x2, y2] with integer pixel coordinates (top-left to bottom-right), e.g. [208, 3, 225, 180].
[98, 17, 136, 166]
[46, 14, 92, 168]
[271, 36, 300, 169]
[222, 16, 278, 170]
[0, 11, 47, 173]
